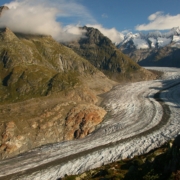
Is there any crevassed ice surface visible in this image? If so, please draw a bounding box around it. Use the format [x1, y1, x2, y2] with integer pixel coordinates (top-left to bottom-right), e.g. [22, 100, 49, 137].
[0, 67, 180, 180]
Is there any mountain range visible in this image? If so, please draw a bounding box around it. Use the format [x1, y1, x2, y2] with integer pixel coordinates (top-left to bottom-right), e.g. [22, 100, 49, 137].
[118, 27, 180, 67]
[119, 27, 180, 49]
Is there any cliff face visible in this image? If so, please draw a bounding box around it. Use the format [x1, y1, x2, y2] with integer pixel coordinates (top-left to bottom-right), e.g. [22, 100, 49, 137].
[65, 26, 157, 82]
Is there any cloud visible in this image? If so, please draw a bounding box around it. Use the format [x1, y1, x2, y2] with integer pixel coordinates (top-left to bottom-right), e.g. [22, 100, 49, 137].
[86, 24, 124, 44]
[0, 0, 96, 42]
[148, 11, 162, 21]
[136, 12, 180, 31]
[132, 38, 149, 49]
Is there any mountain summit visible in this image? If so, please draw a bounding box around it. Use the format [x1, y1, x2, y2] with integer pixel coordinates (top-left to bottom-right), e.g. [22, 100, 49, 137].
[118, 27, 180, 50]
[65, 26, 156, 82]
[118, 27, 180, 67]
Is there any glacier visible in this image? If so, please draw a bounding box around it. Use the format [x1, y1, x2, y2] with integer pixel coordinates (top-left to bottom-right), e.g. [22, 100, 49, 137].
[0, 67, 179, 179]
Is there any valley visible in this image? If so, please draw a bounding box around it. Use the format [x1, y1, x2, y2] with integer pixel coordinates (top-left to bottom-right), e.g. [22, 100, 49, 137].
[0, 67, 179, 180]
[0, 2, 180, 180]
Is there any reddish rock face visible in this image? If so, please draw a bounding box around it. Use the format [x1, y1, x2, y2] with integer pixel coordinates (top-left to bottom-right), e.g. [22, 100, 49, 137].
[0, 121, 26, 158]
[2, 121, 16, 143]
[64, 104, 106, 140]
[0, 101, 107, 159]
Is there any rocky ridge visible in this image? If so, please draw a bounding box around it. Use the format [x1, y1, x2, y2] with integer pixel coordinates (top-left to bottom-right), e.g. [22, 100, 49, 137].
[65, 26, 157, 82]
[0, 27, 115, 103]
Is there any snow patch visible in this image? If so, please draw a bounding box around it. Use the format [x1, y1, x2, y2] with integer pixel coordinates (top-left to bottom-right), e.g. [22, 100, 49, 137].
[148, 37, 157, 48]
[133, 38, 149, 49]
[157, 37, 172, 47]
[118, 27, 180, 49]
[173, 35, 180, 43]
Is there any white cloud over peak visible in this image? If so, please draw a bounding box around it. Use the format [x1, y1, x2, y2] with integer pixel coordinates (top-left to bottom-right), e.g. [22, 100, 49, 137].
[1, 0, 96, 42]
[136, 12, 180, 31]
[86, 24, 124, 44]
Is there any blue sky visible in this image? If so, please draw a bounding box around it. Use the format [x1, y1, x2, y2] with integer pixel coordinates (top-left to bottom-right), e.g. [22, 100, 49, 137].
[1, 0, 180, 42]
[80, 0, 180, 32]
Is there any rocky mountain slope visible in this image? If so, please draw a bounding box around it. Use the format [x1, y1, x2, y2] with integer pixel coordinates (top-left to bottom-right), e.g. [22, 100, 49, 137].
[0, 27, 115, 103]
[65, 26, 156, 82]
[118, 27, 180, 67]
[0, 27, 116, 159]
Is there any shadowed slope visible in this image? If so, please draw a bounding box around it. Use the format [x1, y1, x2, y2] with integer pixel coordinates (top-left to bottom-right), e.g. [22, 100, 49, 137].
[65, 26, 157, 82]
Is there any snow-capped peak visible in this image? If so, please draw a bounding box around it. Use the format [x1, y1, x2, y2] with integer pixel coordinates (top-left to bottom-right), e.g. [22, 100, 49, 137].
[147, 31, 162, 38]
[170, 27, 180, 34]
[118, 27, 180, 49]
[163, 27, 180, 38]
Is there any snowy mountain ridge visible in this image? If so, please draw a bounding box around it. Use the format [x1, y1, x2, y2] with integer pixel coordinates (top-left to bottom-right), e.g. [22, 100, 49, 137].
[118, 27, 180, 49]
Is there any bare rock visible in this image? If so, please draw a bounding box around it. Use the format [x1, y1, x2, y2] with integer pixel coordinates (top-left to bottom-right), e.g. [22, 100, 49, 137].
[31, 121, 39, 129]
[0, 121, 27, 158]
[2, 121, 16, 143]
[64, 104, 106, 140]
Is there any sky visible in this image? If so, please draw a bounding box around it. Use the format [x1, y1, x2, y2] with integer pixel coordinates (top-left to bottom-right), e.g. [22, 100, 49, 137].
[0, 0, 180, 43]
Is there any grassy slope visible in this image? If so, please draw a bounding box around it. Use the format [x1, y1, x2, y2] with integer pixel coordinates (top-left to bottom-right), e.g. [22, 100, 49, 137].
[0, 28, 102, 103]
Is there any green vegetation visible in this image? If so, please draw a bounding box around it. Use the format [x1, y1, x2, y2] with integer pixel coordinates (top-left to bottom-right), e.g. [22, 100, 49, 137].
[0, 28, 98, 103]
[47, 71, 80, 94]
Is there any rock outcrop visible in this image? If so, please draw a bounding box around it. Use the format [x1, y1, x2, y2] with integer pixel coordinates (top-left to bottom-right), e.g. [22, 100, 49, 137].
[0, 97, 107, 159]
[64, 104, 106, 140]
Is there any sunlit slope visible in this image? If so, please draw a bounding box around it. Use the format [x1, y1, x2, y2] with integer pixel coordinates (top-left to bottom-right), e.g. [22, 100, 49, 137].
[0, 27, 111, 103]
